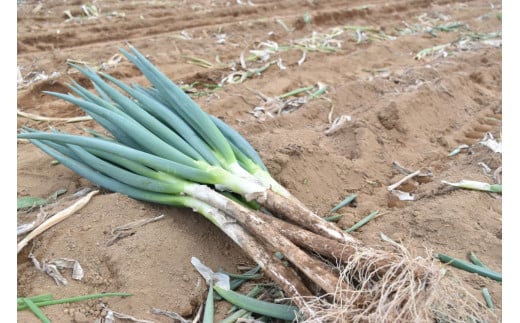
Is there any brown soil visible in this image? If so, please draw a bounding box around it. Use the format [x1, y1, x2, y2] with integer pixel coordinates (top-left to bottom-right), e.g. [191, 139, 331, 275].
[17, 0, 502, 322]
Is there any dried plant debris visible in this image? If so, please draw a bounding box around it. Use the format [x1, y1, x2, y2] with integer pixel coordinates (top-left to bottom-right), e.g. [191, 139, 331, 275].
[387, 170, 422, 192]
[391, 161, 433, 179]
[101, 307, 154, 323]
[63, 2, 125, 22]
[398, 18, 467, 36]
[391, 190, 416, 201]
[493, 167, 502, 185]
[251, 92, 308, 120]
[17, 190, 99, 253]
[479, 132, 502, 153]
[218, 25, 394, 88]
[414, 31, 501, 60]
[221, 60, 277, 85]
[17, 66, 61, 89]
[29, 254, 84, 285]
[17, 211, 48, 236]
[66, 53, 126, 73]
[17, 109, 93, 123]
[294, 243, 494, 322]
[387, 162, 433, 201]
[151, 308, 193, 323]
[250, 83, 327, 121]
[325, 114, 352, 136]
[106, 214, 166, 246]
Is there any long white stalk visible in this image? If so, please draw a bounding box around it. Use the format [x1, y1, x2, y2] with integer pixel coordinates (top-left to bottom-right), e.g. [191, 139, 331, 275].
[184, 185, 346, 295]
[183, 196, 312, 307]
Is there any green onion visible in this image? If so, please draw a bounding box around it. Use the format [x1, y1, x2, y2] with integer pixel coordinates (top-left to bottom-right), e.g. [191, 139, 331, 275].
[221, 308, 250, 323]
[448, 144, 469, 157]
[220, 272, 262, 280]
[24, 135, 323, 299]
[324, 213, 345, 222]
[345, 210, 380, 233]
[17, 294, 53, 305]
[99, 72, 223, 167]
[309, 82, 327, 98]
[20, 298, 51, 323]
[468, 251, 488, 268]
[17, 45, 365, 306]
[44, 90, 204, 168]
[210, 115, 267, 171]
[435, 254, 501, 282]
[329, 194, 357, 213]
[214, 265, 263, 301]
[227, 284, 264, 314]
[441, 180, 502, 193]
[20, 129, 265, 198]
[17, 293, 132, 311]
[214, 286, 298, 321]
[17, 43, 492, 323]
[17, 188, 67, 210]
[203, 280, 214, 323]
[17, 196, 48, 210]
[120, 46, 237, 165]
[277, 85, 315, 99]
[112, 48, 348, 243]
[481, 288, 494, 309]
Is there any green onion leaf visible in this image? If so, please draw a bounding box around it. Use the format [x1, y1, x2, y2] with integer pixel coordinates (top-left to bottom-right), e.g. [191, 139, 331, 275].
[203, 280, 214, 323]
[17, 196, 48, 210]
[210, 115, 267, 171]
[435, 254, 501, 282]
[17, 294, 53, 305]
[19, 131, 215, 184]
[468, 251, 488, 269]
[214, 286, 298, 321]
[20, 298, 51, 323]
[100, 72, 222, 166]
[345, 210, 379, 233]
[481, 288, 494, 309]
[44, 91, 202, 168]
[120, 46, 236, 165]
[18, 293, 132, 311]
[329, 194, 357, 213]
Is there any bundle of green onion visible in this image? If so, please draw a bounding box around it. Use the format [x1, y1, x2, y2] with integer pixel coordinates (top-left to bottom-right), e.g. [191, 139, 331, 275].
[23, 46, 351, 240]
[18, 45, 352, 302]
[18, 45, 452, 321]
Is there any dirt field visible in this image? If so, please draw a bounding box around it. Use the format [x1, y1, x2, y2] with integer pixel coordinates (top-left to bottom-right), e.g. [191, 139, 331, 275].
[17, 0, 502, 322]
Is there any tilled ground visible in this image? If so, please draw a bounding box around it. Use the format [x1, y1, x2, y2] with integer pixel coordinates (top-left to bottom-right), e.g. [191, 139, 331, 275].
[17, 0, 502, 322]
